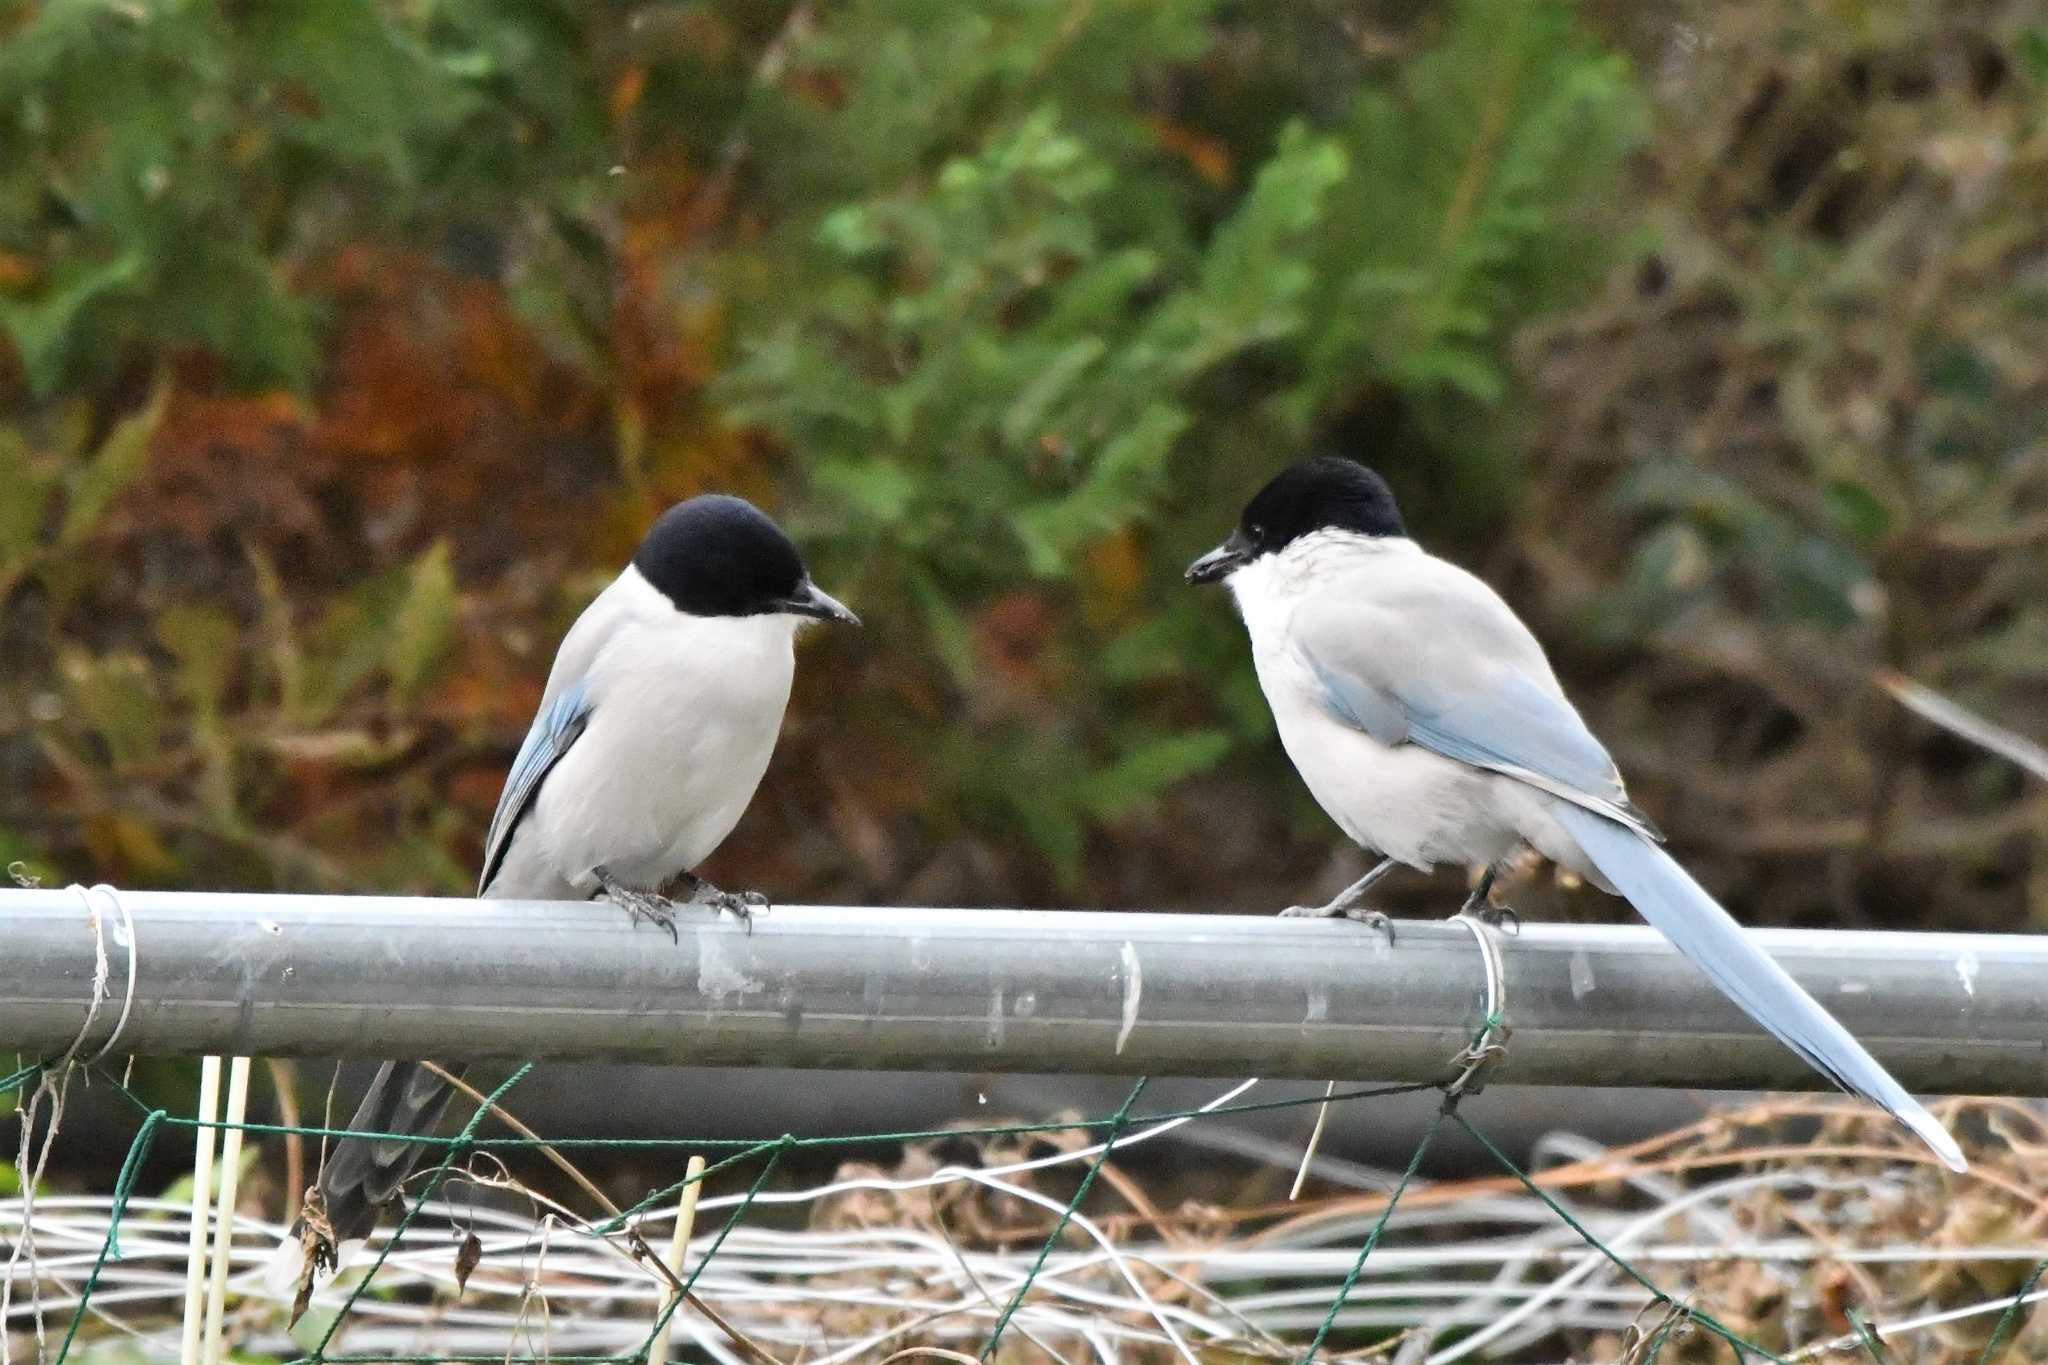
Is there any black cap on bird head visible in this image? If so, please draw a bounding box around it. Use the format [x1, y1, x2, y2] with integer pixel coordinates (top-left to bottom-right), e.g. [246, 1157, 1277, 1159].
[1185, 458, 1407, 584]
[633, 494, 859, 624]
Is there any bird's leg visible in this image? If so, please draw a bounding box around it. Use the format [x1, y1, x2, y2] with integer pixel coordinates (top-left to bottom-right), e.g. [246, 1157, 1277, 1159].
[1454, 867, 1519, 934]
[661, 868, 769, 934]
[1280, 858, 1397, 944]
[593, 864, 678, 944]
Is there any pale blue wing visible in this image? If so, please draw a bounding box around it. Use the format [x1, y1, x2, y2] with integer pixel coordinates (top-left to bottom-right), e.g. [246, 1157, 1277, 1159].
[1404, 671, 1640, 822]
[1295, 603, 1655, 835]
[1301, 652, 1412, 743]
[478, 678, 594, 895]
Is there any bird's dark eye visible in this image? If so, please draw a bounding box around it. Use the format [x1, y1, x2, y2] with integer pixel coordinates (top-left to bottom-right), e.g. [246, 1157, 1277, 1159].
[1248, 523, 1265, 540]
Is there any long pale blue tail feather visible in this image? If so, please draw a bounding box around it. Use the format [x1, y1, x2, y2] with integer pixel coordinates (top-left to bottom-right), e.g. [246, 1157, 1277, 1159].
[1553, 803, 1966, 1172]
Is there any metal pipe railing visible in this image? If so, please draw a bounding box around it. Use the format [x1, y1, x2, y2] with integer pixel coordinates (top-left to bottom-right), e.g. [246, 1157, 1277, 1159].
[1, 889, 2040, 1093]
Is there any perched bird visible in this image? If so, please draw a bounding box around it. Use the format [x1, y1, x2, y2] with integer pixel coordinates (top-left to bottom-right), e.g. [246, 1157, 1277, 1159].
[269, 494, 858, 1302]
[1186, 456, 1965, 1171]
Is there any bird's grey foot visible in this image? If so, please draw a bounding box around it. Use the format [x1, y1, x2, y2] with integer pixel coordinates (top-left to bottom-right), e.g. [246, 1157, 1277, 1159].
[594, 865, 679, 944]
[1280, 901, 1395, 944]
[1348, 908, 1396, 944]
[1467, 903, 1520, 935]
[1452, 867, 1518, 933]
[1278, 857, 1398, 942]
[706, 888, 770, 935]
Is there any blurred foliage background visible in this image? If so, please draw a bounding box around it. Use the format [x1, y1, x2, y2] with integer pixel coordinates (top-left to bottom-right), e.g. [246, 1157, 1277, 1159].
[1, 0, 2042, 935]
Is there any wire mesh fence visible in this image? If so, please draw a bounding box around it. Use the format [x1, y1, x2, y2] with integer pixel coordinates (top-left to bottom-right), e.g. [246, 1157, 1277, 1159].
[6, 1035, 2046, 1363]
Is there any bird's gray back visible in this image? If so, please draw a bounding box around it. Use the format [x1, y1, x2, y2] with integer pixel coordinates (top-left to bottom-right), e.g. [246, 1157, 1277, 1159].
[1297, 556, 1563, 700]
[1286, 553, 1651, 834]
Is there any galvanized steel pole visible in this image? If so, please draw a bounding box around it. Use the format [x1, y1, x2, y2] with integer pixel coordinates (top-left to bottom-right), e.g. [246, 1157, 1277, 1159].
[0, 889, 2041, 1093]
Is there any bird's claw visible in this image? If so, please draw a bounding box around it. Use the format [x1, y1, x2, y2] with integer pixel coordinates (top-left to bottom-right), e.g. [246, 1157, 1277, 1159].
[611, 887, 679, 943]
[708, 889, 770, 934]
[1461, 903, 1520, 935]
[1280, 902, 1395, 945]
[594, 865, 680, 942]
[1279, 903, 1333, 918]
[1349, 909, 1396, 943]
[622, 892, 679, 945]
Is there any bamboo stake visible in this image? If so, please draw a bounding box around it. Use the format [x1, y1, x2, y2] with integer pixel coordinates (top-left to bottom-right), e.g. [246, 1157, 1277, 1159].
[645, 1155, 707, 1365]
[200, 1056, 252, 1365]
[1290, 1081, 1336, 1201]
[178, 1056, 222, 1365]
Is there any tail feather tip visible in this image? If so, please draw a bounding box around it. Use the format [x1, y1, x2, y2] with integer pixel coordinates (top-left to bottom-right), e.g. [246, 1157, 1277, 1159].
[1909, 1110, 1968, 1173]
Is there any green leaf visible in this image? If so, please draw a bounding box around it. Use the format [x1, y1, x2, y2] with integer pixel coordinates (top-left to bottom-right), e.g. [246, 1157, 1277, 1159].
[1039, 248, 1159, 335]
[1122, 124, 1347, 389]
[1193, 122, 1347, 314]
[1922, 343, 1996, 402]
[1001, 337, 1107, 448]
[817, 206, 887, 258]
[156, 605, 241, 719]
[1081, 729, 1233, 819]
[1004, 771, 1087, 886]
[385, 542, 458, 702]
[60, 650, 162, 771]
[1306, 0, 1646, 399]
[60, 380, 167, 546]
[1823, 479, 1893, 545]
[152, 237, 322, 391]
[0, 254, 143, 397]
[910, 568, 978, 691]
[295, 544, 457, 723]
[1392, 345, 1506, 403]
[246, 546, 305, 717]
[815, 458, 922, 524]
[1013, 403, 1190, 576]
[0, 426, 57, 590]
[2019, 27, 2048, 85]
[241, 2, 475, 189]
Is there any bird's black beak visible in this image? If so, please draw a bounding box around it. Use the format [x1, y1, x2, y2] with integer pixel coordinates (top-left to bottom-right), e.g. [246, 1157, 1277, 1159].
[1185, 531, 1252, 585]
[782, 580, 861, 626]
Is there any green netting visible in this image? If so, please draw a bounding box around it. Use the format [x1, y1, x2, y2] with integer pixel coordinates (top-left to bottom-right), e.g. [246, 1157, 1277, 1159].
[1, 999, 2028, 1365]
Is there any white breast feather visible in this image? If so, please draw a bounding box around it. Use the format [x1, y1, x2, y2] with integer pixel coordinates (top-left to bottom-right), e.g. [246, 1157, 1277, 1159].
[1227, 533, 1535, 871]
[500, 569, 798, 897]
